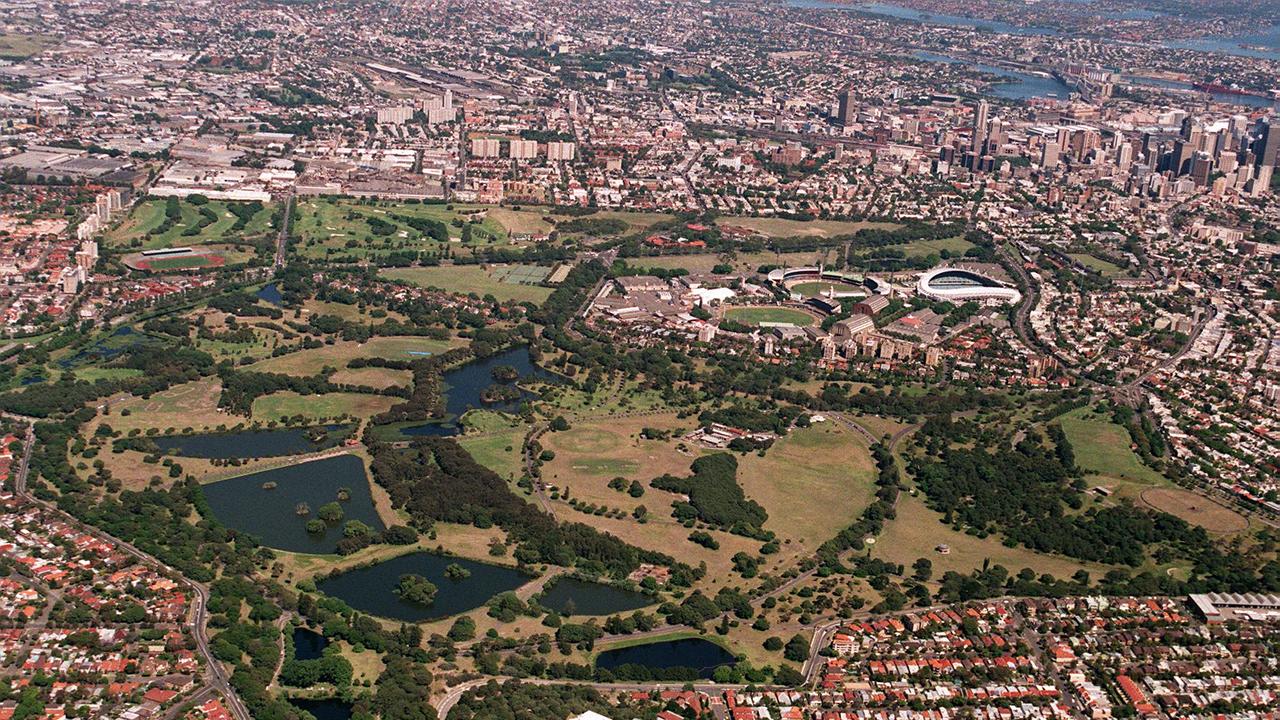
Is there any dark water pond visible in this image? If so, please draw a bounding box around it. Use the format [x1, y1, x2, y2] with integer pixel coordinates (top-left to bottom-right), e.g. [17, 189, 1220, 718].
[595, 638, 736, 678]
[537, 577, 654, 616]
[201, 454, 384, 554]
[289, 699, 350, 720]
[316, 551, 532, 622]
[398, 346, 563, 437]
[154, 425, 351, 459]
[58, 326, 162, 370]
[292, 627, 329, 661]
[257, 283, 284, 306]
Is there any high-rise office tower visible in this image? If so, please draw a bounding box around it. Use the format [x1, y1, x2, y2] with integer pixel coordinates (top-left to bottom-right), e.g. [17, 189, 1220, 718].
[972, 100, 989, 152]
[837, 88, 856, 126]
[1255, 117, 1279, 169]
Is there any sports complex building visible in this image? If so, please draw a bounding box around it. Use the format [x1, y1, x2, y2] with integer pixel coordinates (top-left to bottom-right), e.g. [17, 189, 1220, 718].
[916, 266, 1021, 304]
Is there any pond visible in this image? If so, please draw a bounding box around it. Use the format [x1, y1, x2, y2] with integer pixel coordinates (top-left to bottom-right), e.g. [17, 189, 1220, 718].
[201, 454, 384, 554]
[289, 699, 351, 720]
[537, 577, 654, 616]
[595, 638, 737, 679]
[57, 326, 163, 370]
[257, 283, 284, 306]
[316, 552, 533, 622]
[398, 346, 564, 437]
[154, 425, 352, 460]
[292, 627, 329, 661]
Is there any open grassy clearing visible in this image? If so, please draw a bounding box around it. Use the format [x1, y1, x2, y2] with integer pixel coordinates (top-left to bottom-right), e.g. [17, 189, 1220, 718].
[381, 265, 553, 304]
[293, 198, 529, 261]
[248, 336, 461, 376]
[736, 422, 877, 550]
[534, 381, 670, 419]
[725, 217, 899, 238]
[251, 392, 397, 422]
[873, 490, 1115, 582]
[0, 33, 54, 59]
[634, 250, 838, 274]
[328, 366, 413, 390]
[539, 413, 768, 587]
[788, 281, 864, 297]
[93, 377, 229, 434]
[723, 306, 814, 327]
[105, 198, 274, 250]
[485, 207, 555, 235]
[1141, 488, 1249, 534]
[1057, 407, 1172, 494]
[1069, 252, 1125, 277]
[458, 430, 526, 483]
[300, 299, 407, 325]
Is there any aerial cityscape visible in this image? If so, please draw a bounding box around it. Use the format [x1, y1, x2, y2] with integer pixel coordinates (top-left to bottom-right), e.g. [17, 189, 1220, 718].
[0, 0, 1278, 718]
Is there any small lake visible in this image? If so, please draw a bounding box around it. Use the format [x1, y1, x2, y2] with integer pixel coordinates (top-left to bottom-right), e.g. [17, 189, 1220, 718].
[290, 699, 351, 720]
[201, 454, 384, 554]
[316, 551, 533, 622]
[595, 638, 737, 678]
[292, 627, 328, 661]
[913, 51, 1071, 100]
[537, 577, 654, 616]
[154, 425, 351, 459]
[398, 346, 563, 437]
[58, 326, 162, 370]
[257, 283, 284, 306]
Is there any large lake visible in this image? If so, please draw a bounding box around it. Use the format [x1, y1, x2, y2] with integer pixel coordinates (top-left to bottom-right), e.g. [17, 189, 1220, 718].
[155, 425, 351, 460]
[316, 552, 533, 621]
[202, 454, 384, 554]
[397, 346, 563, 437]
[595, 638, 737, 678]
[537, 577, 655, 616]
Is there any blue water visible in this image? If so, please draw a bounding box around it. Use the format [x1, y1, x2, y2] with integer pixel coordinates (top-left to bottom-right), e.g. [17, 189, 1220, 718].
[913, 51, 1071, 100]
[1125, 76, 1277, 109]
[595, 638, 736, 678]
[316, 551, 533, 621]
[789, 0, 1280, 60]
[201, 454, 385, 554]
[292, 627, 328, 660]
[536, 577, 655, 616]
[290, 699, 350, 720]
[257, 283, 284, 306]
[154, 425, 351, 459]
[789, 0, 1059, 36]
[397, 346, 563, 437]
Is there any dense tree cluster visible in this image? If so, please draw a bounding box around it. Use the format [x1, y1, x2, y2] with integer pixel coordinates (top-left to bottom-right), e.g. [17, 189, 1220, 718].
[369, 437, 698, 582]
[650, 454, 768, 534]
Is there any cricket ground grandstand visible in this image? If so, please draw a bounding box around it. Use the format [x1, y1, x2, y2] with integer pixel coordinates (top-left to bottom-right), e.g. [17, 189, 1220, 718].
[917, 265, 1021, 303]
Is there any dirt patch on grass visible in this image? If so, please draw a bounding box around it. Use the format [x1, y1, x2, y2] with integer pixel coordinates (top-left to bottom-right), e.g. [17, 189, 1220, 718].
[1141, 488, 1248, 534]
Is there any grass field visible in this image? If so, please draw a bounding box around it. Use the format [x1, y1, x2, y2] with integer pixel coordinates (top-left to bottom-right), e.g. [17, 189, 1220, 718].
[294, 198, 550, 262]
[788, 281, 864, 298]
[381, 265, 553, 304]
[94, 377, 228, 434]
[726, 217, 898, 238]
[1140, 488, 1248, 534]
[251, 392, 397, 421]
[1057, 407, 1171, 493]
[248, 336, 461, 376]
[736, 422, 877, 549]
[874, 490, 1114, 582]
[106, 199, 274, 250]
[329, 366, 413, 390]
[538, 413, 766, 585]
[458, 430, 526, 483]
[0, 33, 53, 59]
[723, 306, 814, 327]
[1069, 253, 1125, 277]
